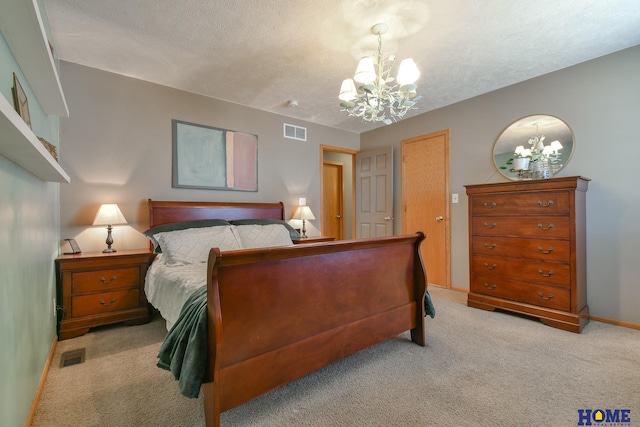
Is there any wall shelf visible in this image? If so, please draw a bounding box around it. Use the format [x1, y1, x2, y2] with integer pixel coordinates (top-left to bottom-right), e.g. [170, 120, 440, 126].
[0, 0, 69, 117]
[0, 93, 69, 182]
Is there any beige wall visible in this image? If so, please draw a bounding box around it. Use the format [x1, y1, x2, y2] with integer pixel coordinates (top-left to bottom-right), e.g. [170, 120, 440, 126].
[58, 62, 359, 252]
[361, 45, 640, 325]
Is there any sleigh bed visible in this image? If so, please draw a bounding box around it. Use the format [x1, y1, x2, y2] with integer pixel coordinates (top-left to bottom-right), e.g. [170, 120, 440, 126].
[145, 200, 429, 427]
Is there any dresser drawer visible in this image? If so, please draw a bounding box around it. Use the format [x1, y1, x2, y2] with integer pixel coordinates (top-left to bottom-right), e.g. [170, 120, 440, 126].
[471, 236, 570, 262]
[471, 191, 570, 216]
[471, 216, 570, 239]
[71, 267, 140, 294]
[471, 274, 570, 312]
[72, 289, 140, 317]
[472, 255, 570, 287]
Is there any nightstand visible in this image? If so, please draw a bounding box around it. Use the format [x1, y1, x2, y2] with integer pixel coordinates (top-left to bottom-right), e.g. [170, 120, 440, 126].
[292, 236, 335, 244]
[55, 249, 153, 340]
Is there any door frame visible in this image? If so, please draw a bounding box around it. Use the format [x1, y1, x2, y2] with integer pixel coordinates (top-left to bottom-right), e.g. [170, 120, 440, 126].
[320, 145, 357, 239]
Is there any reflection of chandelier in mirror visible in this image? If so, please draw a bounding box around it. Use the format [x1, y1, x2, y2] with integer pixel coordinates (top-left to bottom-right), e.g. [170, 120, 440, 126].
[513, 124, 563, 179]
[338, 23, 421, 125]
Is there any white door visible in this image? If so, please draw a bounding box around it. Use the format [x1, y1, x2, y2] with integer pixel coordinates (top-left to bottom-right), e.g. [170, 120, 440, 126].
[356, 147, 393, 238]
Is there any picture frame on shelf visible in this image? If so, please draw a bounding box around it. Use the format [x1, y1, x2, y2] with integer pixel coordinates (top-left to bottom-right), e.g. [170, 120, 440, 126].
[12, 72, 31, 129]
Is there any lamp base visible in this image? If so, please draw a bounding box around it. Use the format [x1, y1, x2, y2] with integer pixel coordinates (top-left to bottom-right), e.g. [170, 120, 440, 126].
[103, 225, 116, 253]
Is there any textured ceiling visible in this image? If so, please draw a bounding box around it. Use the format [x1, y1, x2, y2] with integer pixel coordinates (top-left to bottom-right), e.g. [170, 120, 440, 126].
[43, 0, 640, 134]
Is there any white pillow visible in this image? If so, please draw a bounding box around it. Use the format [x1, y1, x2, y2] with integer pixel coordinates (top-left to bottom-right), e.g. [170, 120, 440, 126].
[154, 225, 241, 265]
[232, 224, 293, 249]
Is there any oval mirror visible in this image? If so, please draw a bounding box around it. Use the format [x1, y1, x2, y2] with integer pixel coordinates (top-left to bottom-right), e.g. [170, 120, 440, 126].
[493, 115, 574, 180]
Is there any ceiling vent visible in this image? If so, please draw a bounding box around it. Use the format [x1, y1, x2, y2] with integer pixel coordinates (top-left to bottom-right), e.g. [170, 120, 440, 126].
[284, 123, 307, 141]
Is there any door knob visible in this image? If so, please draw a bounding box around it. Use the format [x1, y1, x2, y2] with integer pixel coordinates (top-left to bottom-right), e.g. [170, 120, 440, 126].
[336, 215, 341, 219]
[436, 216, 444, 222]
[384, 216, 393, 221]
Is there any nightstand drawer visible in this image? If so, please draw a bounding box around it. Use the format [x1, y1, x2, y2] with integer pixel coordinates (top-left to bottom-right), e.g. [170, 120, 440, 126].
[71, 267, 140, 294]
[72, 289, 140, 317]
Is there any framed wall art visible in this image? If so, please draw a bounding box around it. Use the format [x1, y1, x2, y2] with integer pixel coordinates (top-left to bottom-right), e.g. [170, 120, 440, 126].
[172, 120, 258, 191]
[12, 73, 31, 129]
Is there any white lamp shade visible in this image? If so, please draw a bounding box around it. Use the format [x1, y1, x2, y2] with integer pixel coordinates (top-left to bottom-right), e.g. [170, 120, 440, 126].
[354, 57, 376, 83]
[396, 58, 420, 84]
[338, 79, 357, 101]
[542, 146, 554, 156]
[292, 206, 315, 221]
[93, 204, 128, 226]
[550, 140, 563, 153]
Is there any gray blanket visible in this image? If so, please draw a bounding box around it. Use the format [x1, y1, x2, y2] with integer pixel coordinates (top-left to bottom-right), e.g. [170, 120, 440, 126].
[157, 287, 435, 398]
[157, 286, 208, 398]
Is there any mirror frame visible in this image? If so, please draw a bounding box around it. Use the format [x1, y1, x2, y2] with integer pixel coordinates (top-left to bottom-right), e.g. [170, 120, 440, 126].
[493, 114, 575, 180]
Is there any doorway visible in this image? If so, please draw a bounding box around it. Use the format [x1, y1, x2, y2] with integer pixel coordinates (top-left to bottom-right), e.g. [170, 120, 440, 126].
[401, 130, 451, 288]
[320, 145, 357, 239]
[322, 162, 344, 240]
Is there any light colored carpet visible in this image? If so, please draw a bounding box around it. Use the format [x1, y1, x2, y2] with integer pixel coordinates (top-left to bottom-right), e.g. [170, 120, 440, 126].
[32, 287, 640, 426]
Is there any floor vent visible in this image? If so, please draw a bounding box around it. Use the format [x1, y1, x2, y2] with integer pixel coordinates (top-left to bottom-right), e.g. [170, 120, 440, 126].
[283, 123, 307, 141]
[60, 348, 85, 368]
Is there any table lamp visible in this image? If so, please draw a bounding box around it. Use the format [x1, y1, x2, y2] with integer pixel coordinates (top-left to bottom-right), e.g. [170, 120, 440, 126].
[292, 204, 315, 238]
[93, 204, 127, 253]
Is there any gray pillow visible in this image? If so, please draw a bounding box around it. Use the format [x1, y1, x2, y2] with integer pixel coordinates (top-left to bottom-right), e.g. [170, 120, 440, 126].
[229, 219, 301, 240]
[143, 219, 232, 253]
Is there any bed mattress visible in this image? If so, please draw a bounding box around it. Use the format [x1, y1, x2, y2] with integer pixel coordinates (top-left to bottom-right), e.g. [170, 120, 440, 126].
[145, 254, 207, 330]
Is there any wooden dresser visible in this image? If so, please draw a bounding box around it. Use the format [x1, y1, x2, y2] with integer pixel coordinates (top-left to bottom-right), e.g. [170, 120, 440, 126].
[465, 176, 589, 333]
[56, 249, 152, 340]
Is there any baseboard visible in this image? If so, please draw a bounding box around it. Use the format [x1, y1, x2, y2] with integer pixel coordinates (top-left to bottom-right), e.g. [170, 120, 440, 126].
[589, 315, 640, 331]
[25, 335, 57, 427]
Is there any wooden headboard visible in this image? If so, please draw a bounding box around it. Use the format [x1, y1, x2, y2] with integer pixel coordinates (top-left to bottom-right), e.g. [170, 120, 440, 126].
[148, 200, 285, 228]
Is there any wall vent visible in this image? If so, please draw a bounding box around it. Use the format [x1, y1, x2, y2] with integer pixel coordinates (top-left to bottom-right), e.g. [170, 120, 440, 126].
[284, 123, 307, 141]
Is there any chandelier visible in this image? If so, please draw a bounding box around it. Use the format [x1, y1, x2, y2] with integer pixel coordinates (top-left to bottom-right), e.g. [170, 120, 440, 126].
[512, 124, 563, 179]
[338, 23, 421, 125]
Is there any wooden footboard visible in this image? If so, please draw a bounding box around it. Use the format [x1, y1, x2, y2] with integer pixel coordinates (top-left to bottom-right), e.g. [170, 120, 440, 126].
[203, 233, 427, 426]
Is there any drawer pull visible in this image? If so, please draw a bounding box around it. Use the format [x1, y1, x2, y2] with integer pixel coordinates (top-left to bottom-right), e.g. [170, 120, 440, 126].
[99, 298, 117, 306]
[483, 222, 497, 229]
[537, 246, 554, 254]
[483, 202, 497, 209]
[537, 269, 554, 277]
[537, 292, 554, 301]
[537, 223, 554, 231]
[483, 243, 497, 250]
[99, 276, 117, 284]
[483, 283, 497, 290]
[537, 200, 554, 208]
[484, 263, 497, 270]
